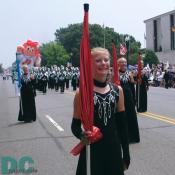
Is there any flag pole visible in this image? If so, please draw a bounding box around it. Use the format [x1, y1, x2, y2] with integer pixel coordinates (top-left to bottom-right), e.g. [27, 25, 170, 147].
[86, 144, 90, 175]
[83, 4, 92, 175]
[103, 23, 106, 48]
[125, 35, 130, 64]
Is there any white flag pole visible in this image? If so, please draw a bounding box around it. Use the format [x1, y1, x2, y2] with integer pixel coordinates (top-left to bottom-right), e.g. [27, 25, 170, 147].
[86, 144, 91, 175]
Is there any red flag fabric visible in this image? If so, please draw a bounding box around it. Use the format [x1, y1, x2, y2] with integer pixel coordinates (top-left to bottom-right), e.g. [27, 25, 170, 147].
[120, 44, 127, 55]
[70, 4, 102, 156]
[79, 3, 93, 132]
[112, 42, 120, 85]
[137, 54, 142, 83]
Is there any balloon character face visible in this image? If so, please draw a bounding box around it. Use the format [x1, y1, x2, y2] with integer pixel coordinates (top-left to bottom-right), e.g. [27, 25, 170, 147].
[24, 45, 35, 57]
[16, 40, 41, 68]
[22, 40, 40, 66]
[23, 40, 39, 58]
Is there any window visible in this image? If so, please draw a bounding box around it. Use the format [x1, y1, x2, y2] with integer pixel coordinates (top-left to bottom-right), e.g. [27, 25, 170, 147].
[153, 20, 158, 52]
[170, 14, 175, 50]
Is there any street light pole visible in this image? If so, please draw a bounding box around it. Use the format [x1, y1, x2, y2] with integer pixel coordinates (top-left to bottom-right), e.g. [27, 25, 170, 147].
[125, 35, 130, 63]
[70, 52, 73, 66]
[103, 23, 106, 48]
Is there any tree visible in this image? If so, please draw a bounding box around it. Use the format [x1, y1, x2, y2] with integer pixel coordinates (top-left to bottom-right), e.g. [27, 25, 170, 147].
[55, 23, 140, 66]
[55, 24, 82, 66]
[128, 53, 139, 65]
[39, 42, 70, 66]
[143, 49, 159, 66]
[0, 64, 3, 73]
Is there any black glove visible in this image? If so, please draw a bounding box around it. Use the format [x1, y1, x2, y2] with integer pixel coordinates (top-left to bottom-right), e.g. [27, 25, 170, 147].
[71, 118, 83, 140]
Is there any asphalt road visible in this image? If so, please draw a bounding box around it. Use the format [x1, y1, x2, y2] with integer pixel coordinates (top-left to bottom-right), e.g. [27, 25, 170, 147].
[0, 78, 175, 175]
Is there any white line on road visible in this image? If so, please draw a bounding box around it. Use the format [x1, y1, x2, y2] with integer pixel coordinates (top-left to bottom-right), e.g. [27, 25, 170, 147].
[45, 115, 64, 132]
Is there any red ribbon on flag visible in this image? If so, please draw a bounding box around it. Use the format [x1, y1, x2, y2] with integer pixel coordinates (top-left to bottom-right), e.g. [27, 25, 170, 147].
[137, 53, 142, 83]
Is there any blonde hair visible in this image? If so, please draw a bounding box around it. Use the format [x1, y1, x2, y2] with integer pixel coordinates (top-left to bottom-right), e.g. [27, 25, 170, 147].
[91, 47, 110, 59]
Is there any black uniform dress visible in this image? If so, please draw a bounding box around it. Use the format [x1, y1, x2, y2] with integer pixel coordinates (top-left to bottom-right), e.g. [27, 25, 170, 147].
[55, 74, 60, 91]
[136, 73, 149, 112]
[59, 73, 66, 93]
[18, 75, 36, 122]
[76, 84, 128, 175]
[49, 73, 55, 90]
[72, 74, 78, 91]
[65, 72, 70, 89]
[41, 74, 48, 94]
[119, 71, 140, 143]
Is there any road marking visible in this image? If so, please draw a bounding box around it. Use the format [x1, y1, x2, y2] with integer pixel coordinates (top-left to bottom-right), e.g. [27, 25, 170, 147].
[145, 112, 175, 123]
[139, 112, 175, 125]
[45, 115, 64, 131]
[65, 91, 75, 95]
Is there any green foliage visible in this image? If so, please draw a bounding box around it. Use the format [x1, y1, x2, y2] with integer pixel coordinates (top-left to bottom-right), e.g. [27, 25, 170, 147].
[0, 64, 3, 73]
[128, 53, 139, 65]
[127, 49, 159, 66]
[39, 42, 70, 66]
[55, 23, 140, 66]
[129, 42, 140, 54]
[143, 49, 159, 65]
[55, 24, 82, 66]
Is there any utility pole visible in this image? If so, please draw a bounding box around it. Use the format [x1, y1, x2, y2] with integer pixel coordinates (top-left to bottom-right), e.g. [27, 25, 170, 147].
[125, 35, 130, 63]
[103, 23, 106, 48]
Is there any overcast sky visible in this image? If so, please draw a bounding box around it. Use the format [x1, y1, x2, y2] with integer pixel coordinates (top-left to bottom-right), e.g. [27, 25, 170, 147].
[1, 0, 175, 68]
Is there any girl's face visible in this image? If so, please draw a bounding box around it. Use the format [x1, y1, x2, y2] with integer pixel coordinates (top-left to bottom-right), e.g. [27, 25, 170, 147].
[92, 51, 110, 78]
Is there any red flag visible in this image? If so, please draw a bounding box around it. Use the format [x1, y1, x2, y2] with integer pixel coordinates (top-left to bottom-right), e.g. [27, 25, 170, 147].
[79, 3, 93, 132]
[137, 53, 142, 83]
[112, 41, 120, 85]
[70, 4, 102, 156]
[120, 44, 127, 55]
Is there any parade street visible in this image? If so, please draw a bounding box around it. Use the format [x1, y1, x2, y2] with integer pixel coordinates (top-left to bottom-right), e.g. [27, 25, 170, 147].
[0, 79, 175, 175]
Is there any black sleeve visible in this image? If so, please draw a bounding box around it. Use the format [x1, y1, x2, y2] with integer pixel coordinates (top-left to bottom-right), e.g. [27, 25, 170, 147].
[115, 111, 130, 161]
[71, 118, 83, 140]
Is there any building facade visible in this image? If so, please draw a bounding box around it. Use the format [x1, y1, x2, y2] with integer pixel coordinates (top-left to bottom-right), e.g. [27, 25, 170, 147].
[144, 10, 175, 64]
